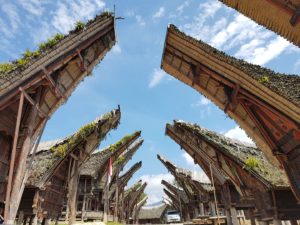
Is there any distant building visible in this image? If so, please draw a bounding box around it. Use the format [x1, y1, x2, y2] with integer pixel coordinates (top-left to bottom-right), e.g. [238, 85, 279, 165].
[138, 203, 170, 224]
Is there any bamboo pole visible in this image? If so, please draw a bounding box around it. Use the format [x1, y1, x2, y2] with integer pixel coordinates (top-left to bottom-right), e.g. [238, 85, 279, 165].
[210, 163, 220, 225]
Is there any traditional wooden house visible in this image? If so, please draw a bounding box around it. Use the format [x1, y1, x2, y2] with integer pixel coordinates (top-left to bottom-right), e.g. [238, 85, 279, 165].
[173, 121, 300, 225]
[162, 179, 192, 222]
[161, 25, 300, 201]
[158, 155, 217, 219]
[119, 181, 147, 223]
[112, 161, 143, 222]
[0, 12, 116, 224]
[166, 121, 258, 225]
[218, 0, 300, 47]
[132, 196, 148, 224]
[17, 109, 120, 225]
[138, 203, 169, 224]
[77, 136, 143, 221]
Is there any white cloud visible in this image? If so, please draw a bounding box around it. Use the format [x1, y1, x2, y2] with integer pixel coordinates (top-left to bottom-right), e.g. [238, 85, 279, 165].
[176, 1, 190, 15]
[235, 36, 290, 65]
[181, 2, 291, 67]
[294, 59, 300, 72]
[0, 3, 20, 38]
[153, 7, 165, 19]
[191, 96, 211, 107]
[18, 0, 45, 16]
[136, 15, 146, 26]
[52, 0, 106, 33]
[111, 44, 122, 54]
[148, 69, 167, 88]
[224, 126, 254, 145]
[140, 173, 174, 204]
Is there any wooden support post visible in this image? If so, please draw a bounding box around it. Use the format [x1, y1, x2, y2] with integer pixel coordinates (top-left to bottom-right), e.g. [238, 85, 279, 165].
[273, 219, 282, 225]
[28, 216, 33, 225]
[209, 201, 216, 216]
[44, 218, 49, 225]
[4, 91, 24, 225]
[32, 215, 38, 225]
[248, 209, 256, 225]
[199, 203, 204, 215]
[17, 211, 24, 225]
[68, 158, 79, 225]
[114, 183, 119, 222]
[225, 209, 232, 225]
[23, 216, 27, 225]
[258, 221, 268, 225]
[230, 207, 239, 225]
[290, 220, 298, 225]
[81, 195, 86, 222]
[8, 88, 43, 223]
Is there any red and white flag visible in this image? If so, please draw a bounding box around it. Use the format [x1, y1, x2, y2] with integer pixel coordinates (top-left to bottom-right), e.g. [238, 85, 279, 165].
[107, 157, 112, 185]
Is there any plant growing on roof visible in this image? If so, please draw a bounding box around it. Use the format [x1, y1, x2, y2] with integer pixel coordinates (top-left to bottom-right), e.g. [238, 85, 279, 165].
[108, 133, 137, 152]
[244, 156, 260, 170]
[0, 63, 14, 73]
[75, 21, 86, 31]
[258, 75, 270, 84]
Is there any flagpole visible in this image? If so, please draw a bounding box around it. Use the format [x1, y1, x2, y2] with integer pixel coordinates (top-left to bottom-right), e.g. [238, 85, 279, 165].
[104, 157, 112, 223]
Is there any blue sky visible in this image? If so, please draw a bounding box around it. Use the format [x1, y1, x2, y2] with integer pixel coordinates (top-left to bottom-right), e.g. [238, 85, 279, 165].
[1, 0, 299, 204]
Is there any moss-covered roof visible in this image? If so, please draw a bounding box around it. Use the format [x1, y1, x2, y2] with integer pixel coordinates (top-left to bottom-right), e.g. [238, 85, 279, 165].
[167, 25, 300, 107]
[0, 11, 114, 93]
[27, 108, 120, 187]
[80, 131, 140, 177]
[173, 120, 289, 187]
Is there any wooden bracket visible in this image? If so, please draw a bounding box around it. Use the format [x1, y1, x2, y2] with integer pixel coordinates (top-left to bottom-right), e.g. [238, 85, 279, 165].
[43, 68, 66, 100]
[19, 88, 48, 119]
[191, 64, 202, 86]
[290, 6, 300, 26]
[76, 49, 87, 72]
[224, 84, 240, 113]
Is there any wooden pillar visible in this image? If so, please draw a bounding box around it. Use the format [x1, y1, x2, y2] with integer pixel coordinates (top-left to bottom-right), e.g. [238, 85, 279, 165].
[68, 158, 79, 225]
[210, 201, 216, 216]
[290, 220, 298, 225]
[17, 211, 24, 225]
[248, 209, 256, 225]
[23, 216, 27, 225]
[7, 88, 44, 224]
[114, 183, 119, 222]
[4, 92, 24, 225]
[230, 207, 239, 225]
[81, 195, 86, 222]
[28, 216, 33, 225]
[44, 218, 49, 225]
[273, 219, 282, 225]
[199, 203, 205, 215]
[226, 209, 232, 225]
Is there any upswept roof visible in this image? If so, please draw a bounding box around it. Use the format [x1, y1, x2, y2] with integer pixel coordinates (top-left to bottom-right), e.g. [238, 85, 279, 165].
[80, 131, 141, 177]
[27, 108, 121, 187]
[0, 12, 115, 95]
[138, 203, 168, 220]
[164, 25, 300, 108]
[161, 179, 189, 204]
[173, 120, 289, 187]
[219, 0, 300, 47]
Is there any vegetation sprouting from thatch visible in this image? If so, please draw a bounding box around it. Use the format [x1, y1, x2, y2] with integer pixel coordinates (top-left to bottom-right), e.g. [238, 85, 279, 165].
[50, 110, 120, 157]
[108, 131, 140, 152]
[0, 11, 113, 77]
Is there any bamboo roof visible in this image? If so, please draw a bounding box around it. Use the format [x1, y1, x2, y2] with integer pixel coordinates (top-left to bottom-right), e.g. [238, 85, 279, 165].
[138, 203, 168, 220]
[27, 108, 121, 187]
[0, 12, 115, 95]
[219, 0, 300, 47]
[161, 179, 189, 204]
[173, 120, 289, 187]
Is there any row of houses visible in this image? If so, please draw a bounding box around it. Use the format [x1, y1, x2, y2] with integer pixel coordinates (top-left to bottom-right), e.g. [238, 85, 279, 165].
[0, 11, 148, 225]
[159, 1, 300, 225]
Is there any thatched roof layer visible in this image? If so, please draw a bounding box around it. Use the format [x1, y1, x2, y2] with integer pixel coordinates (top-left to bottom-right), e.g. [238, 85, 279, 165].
[80, 131, 141, 177]
[138, 203, 168, 220]
[27, 108, 121, 187]
[173, 120, 289, 187]
[0, 12, 114, 94]
[165, 25, 300, 108]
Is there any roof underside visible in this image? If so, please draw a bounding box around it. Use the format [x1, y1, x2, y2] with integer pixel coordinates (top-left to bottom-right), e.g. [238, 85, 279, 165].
[174, 121, 289, 187]
[219, 0, 300, 47]
[0, 13, 115, 96]
[165, 25, 300, 108]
